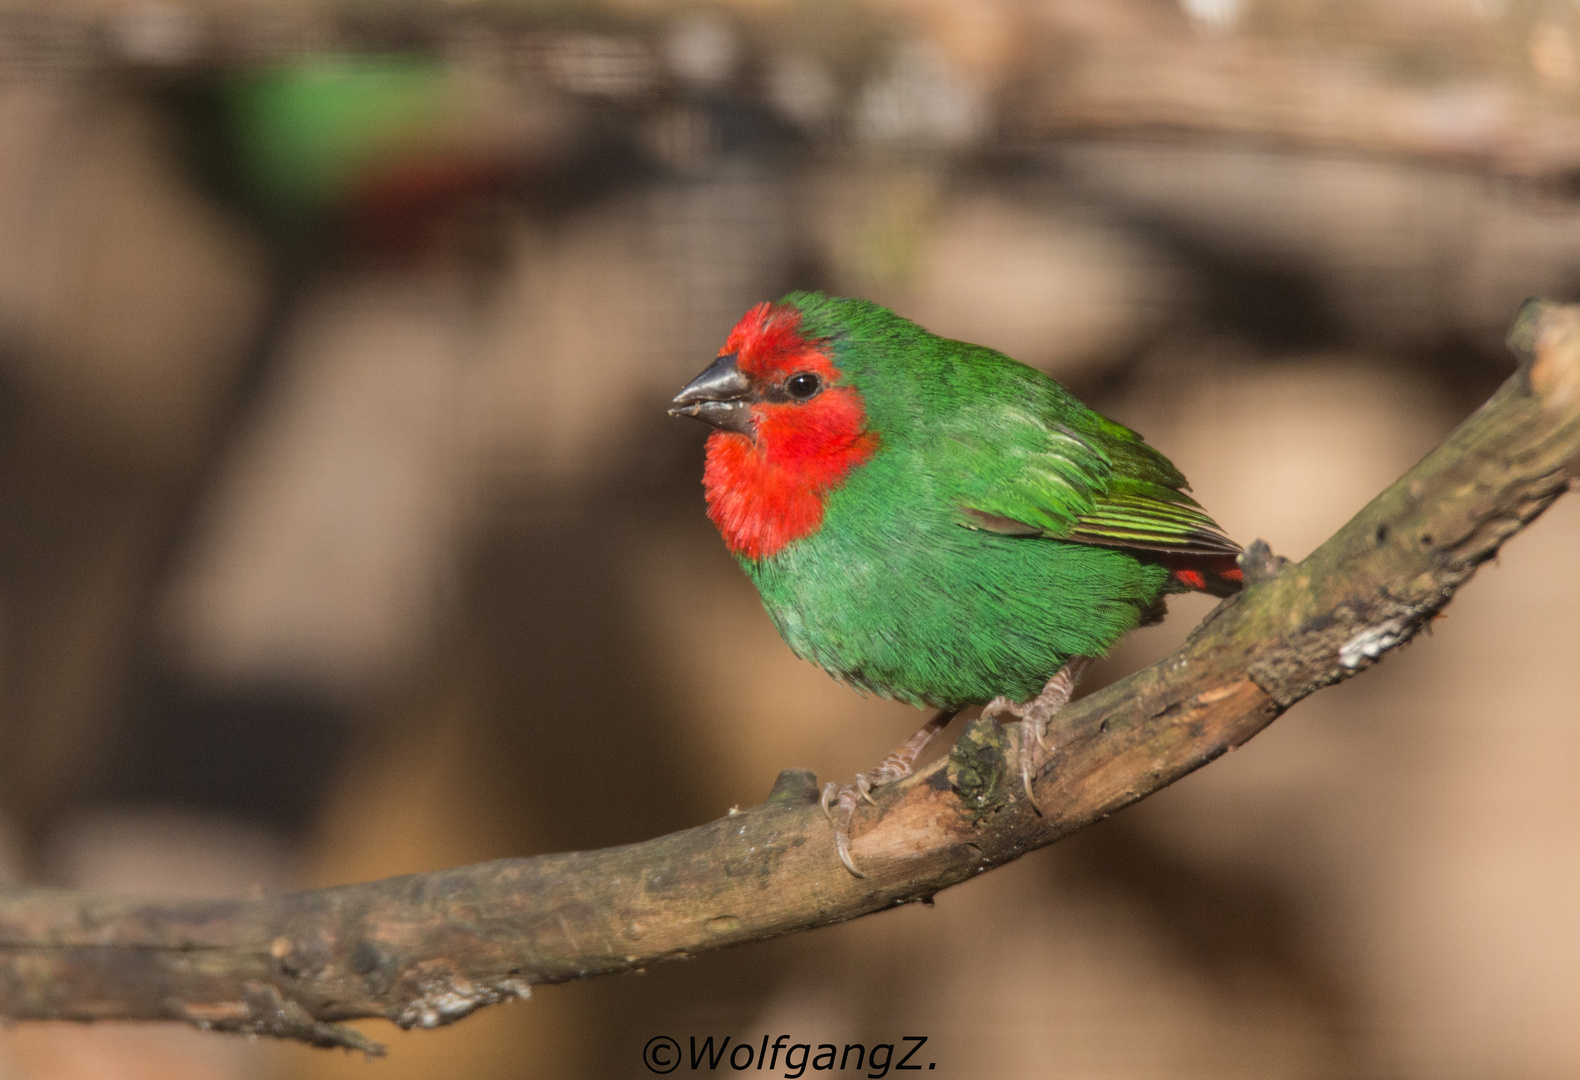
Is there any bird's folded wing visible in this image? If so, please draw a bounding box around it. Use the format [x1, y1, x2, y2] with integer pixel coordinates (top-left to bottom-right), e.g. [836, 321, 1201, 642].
[950, 414, 1109, 536]
[1066, 483, 1241, 555]
[950, 412, 1239, 557]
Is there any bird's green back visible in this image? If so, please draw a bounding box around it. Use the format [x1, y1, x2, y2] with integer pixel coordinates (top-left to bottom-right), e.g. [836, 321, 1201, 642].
[788, 292, 1235, 556]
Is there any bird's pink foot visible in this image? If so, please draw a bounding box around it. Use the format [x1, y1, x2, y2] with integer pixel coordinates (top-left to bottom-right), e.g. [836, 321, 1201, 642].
[820, 707, 959, 877]
[984, 658, 1090, 813]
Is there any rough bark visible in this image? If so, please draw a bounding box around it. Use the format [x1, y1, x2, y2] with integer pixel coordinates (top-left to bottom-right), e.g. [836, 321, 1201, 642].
[3, 300, 1579, 1056]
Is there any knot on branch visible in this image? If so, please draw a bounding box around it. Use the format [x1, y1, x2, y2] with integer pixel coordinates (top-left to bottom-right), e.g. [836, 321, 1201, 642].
[176, 981, 383, 1056]
[1238, 539, 1290, 585]
[392, 959, 531, 1031]
[765, 769, 820, 804]
[1509, 297, 1580, 411]
[945, 715, 1013, 814]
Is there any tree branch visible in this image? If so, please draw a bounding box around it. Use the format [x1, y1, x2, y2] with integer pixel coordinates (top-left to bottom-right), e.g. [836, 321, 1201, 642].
[1011, 32, 1580, 182]
[12, 4, 1580, 182]
[4, 301, 1580, 1055]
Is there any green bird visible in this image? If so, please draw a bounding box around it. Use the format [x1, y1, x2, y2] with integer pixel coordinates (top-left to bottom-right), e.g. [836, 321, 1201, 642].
[670, 293, 1242, 875]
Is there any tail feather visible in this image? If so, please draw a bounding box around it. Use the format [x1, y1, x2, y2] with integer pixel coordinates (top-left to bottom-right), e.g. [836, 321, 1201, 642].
[1163, 554, 1243, 598]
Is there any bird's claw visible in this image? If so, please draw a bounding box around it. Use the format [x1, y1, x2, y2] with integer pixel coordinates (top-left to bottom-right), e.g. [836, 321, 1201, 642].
[821, 781, 866, 877]
[985, 696, 1047, 811]
[823, 770, 881, 876]
[1020, 742, 1042, 815]
[818, 708, 960, 878]
[987, 659, 1089, 814]
[834, 826, 863, 878]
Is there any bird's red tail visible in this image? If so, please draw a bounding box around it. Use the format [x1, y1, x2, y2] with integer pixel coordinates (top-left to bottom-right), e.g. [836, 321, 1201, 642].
[1165, 555, 1244, 597]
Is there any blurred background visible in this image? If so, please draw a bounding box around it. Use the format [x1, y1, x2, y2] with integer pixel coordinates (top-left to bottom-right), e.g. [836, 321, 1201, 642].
[0, 0, 1578, 1077]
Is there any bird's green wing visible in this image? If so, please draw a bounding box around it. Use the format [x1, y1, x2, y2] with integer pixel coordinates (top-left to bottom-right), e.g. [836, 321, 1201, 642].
[945, 391, 1239, 557]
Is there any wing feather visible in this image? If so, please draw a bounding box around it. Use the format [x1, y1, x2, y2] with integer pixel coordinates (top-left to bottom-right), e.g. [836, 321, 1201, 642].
[945, 390, 1238, 558]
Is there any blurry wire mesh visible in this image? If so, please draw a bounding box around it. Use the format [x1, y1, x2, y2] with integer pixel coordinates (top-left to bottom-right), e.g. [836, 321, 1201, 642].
[0, 1, 1579, 1079]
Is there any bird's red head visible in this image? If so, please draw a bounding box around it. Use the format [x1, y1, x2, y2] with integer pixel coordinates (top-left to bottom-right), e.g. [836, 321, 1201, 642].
[671, 302, 879, 560]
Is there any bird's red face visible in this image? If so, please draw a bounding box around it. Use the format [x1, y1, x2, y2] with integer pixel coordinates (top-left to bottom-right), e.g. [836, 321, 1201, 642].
[671, 302, 878, 560]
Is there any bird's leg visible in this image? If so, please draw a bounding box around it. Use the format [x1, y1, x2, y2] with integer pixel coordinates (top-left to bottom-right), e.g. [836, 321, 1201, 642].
[820, 707, 960, 878]
[983, 657, 1090, 814]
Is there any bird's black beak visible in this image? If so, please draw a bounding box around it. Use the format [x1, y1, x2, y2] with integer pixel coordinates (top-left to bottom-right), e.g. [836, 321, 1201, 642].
[669, 353, 755, 436]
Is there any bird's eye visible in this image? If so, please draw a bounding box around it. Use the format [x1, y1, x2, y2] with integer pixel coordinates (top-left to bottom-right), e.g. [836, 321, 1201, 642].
[786, 372, 822, 400]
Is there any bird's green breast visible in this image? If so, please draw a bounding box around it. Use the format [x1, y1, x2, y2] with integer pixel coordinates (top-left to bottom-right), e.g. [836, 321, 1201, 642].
[740, 441, 1171, 709]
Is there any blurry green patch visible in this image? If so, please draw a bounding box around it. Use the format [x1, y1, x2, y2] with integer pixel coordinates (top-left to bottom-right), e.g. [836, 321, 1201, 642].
[222, 55, 454, 214]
